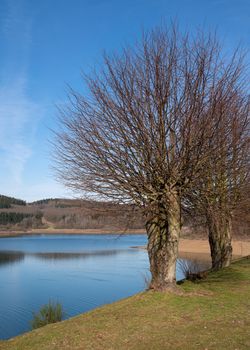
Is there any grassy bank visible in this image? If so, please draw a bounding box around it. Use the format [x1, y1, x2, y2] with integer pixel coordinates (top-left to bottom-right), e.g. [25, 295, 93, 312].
[1, 257, 249, 350]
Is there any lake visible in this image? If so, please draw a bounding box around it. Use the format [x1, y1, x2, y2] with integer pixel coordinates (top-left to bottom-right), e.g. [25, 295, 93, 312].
[0, 234, 185, 339]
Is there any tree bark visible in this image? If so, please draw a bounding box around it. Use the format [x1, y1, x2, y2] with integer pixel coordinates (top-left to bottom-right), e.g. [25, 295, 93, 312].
[146, 191, 181, 291]
[207, 214, 232, 270]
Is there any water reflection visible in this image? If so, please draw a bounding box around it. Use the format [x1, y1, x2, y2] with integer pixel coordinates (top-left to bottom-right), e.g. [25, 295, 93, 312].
[0, 251, 25, 266]
[0, 249, 138, 265]
[0, 234, 149, 339]
[29, 249, 136, 261]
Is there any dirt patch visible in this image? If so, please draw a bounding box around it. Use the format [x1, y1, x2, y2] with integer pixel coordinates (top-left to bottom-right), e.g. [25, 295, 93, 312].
[179, 239, 250, 258]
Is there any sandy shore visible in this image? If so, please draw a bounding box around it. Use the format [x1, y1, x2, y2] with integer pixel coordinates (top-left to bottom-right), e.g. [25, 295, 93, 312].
[178, 239, 250, 261]
[133, 239, 250, 261]
[180, 239, 250, 256]
[0, 229, 249, 259]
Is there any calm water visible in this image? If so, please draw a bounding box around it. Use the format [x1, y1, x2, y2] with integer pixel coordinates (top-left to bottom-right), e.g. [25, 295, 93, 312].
[0, 234, 185, 339]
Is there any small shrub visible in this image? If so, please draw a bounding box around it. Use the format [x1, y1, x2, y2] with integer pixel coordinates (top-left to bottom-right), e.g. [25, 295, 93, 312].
[31, 301, 63, 329]
[143, 272, 152, 290]
[178, 259, 209, 281]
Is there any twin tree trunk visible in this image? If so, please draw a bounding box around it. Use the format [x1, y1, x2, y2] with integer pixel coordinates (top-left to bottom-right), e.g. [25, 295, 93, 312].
[145, 192, 233, 290]
[207, 214, 233, 270]
[146, 191, 181, 291]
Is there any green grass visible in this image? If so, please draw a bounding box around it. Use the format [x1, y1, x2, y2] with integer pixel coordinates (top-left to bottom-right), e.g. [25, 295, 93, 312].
[31, 301, 63, 330]
[1, 257, 249, 350]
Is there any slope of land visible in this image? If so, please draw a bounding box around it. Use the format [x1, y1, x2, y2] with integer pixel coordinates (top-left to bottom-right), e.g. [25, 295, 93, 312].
[1, 257, 249, 350]
[0, 195, 249, 242]
[0, 197, 145, 233]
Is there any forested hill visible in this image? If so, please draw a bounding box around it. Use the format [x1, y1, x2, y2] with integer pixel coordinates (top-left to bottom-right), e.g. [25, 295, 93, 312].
[0, 195, 26, 208]
[0, 196, 248, 238]
[0, 197, 145, 232]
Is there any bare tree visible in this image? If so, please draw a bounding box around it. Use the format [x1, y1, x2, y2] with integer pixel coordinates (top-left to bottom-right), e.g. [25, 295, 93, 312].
[206, 94, 249, 269]
[185, 69, 249, 270]
[53, 25, 248, 290]
[233, 181, 250, 237]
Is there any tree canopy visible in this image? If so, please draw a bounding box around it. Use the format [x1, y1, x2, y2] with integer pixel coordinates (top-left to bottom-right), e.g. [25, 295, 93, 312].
[53, 25, 249, 289]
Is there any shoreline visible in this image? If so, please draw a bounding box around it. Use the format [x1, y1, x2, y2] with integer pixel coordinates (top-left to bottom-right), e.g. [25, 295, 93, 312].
[0, 229, 249, 258]
[132, 239, 250, 260]
[0, 228, 146, 238]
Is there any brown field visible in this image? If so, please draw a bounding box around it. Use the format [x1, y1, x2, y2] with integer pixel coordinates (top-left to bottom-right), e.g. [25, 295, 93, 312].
[0, 198, 249, 249]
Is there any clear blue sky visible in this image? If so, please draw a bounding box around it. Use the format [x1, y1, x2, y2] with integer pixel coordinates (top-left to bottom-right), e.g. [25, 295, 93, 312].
[0, 0, 249, 201]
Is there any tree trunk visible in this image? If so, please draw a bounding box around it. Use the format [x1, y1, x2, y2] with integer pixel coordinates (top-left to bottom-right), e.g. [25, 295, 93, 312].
[146, 191, 181, 291]
[207, 214, 232, 270]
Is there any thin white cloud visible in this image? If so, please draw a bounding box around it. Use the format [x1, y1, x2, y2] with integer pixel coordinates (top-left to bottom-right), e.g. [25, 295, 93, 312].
[0, 0, 40, 190]
[0, 0, 69, 201]
[0, 78, 39, 185]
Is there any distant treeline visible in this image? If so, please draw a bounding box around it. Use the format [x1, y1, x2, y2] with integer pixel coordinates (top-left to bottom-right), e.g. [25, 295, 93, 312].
[0, 195, 26, 209]
[0, 212, 32, 225]
[31, 198, 82, 208]
[31, 198, 60, 205]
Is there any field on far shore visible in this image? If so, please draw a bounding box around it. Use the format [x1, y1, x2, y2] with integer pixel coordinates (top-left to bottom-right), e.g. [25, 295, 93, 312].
[0, 228, 146, 237]
[1, 197, 249, 241]
[1, 256, 249, 350]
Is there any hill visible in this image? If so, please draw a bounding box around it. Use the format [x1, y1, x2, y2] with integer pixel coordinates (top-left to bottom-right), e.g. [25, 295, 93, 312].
[0, 197, 145, 232]
[0, 195, 26, 209]
[0, 195, 249, 239]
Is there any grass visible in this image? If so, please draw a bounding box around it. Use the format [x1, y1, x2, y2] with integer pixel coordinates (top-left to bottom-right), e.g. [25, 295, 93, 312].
[0, 257, 249, 350]
[31, 301, 63, 330]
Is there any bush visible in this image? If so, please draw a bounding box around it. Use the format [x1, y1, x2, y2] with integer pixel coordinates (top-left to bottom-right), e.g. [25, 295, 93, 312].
[178, 259, 209, 281]
[31, 301, 63, 329]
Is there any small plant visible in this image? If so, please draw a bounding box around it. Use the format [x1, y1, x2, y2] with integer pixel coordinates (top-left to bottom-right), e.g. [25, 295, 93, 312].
[178, 259, 209, 282]
[142, 272, 152, 290]
[31, 301, 63, 329]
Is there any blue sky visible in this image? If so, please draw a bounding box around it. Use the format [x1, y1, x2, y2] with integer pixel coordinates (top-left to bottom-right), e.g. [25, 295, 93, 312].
[0, 0, 249, 202]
